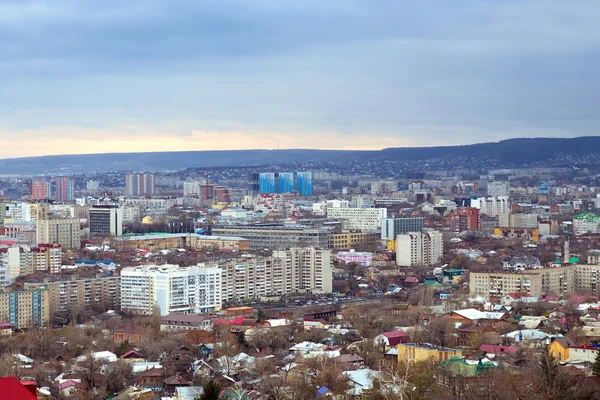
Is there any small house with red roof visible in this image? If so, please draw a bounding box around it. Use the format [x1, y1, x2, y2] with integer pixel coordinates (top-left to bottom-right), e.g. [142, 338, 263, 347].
[0, 377, 37, 400]
[373, 330, 410, 348]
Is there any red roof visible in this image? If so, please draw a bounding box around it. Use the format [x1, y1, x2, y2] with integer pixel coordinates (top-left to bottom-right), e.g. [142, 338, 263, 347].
[0, 377, 37, 400]
[479, 344, 518, 354]
[381, 330, 410, 345]
[216, 317, 245, 325]
[404, 277, 419, 283]
[507, 292, 531, 299]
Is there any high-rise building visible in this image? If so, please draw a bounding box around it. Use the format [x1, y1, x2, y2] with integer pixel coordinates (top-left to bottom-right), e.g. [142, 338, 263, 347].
[381, 217, 424, 241]
[296, 172, 313, 196]
[214, 186, 231, 203]
[0, 201, 6, 226]
[218, 248, 332, 302]
[36, 218, 81, 248]
[395, 230, 444, 267]
[259, 173, 276, 194]
[89, 205, 123, 237]
[125, 173, 156, 196]
[24, 273, 120, 317]
[0, 288, 50, 329]
[487, 181, 510, 197]
[212, 224, 334, 250]
[31, 177, 51, 201]
[471, 196, 510, 217]
[448, 208, 479, 233]
[183, 181, 202, 197]
[55, 176, 75, 202]
[371, 180, 398, 195]
[120, 264, 222, 315]
[278, 173, 295, 193]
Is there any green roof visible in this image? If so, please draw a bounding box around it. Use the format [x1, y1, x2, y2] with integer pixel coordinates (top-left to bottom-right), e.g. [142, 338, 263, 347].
[573, 212, 600, 222]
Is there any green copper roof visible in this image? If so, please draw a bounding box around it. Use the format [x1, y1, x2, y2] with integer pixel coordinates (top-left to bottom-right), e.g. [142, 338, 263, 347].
[573, 212, 600, 222]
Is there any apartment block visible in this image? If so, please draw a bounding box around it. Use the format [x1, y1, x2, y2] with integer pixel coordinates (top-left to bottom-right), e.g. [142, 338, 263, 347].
[120, 264, 222, 316]
[89, 205, 123, 237]
[395, 230, 444, 267]
[329, 231, 380, 250]
[219, 248, 332, 302]
[125, 173, 156, 196]
[0, 289, 50, 330]
[326, 207, 387, 231]
[487, 181, 510, 197]
[0, 244, 62, 281]
[471, 264, 600, 301]
[212, 224, 333, 250]
[381, 218, 424, 241]
[36, 218, 81, 249]
[115, 233, 250, 252]
[24, 273, 120, 317]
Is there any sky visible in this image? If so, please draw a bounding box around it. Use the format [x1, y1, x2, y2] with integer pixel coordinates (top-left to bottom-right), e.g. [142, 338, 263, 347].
[0, 0, 599, 158]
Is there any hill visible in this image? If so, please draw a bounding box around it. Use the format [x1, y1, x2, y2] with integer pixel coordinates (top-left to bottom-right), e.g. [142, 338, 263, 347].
[0, 136, 598, 174]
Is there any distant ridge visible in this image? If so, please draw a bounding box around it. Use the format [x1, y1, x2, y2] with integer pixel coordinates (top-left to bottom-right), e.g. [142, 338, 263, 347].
[1, 136, 598, 174]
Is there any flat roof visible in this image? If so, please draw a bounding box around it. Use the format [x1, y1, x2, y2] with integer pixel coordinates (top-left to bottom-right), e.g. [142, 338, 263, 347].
[116, 233, 248, 241]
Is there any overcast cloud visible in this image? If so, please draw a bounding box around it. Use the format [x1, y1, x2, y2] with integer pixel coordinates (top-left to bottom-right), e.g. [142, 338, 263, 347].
[0, 0, 598, 157]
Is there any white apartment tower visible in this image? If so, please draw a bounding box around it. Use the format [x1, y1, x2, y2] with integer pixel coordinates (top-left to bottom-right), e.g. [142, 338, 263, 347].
[487, 181, 510, 197]
[395, 230, 444, 267]
[120, 264, 222, 316]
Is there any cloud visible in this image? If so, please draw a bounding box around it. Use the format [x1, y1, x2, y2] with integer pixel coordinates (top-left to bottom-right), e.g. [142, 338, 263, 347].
[0, 0, 599, 158]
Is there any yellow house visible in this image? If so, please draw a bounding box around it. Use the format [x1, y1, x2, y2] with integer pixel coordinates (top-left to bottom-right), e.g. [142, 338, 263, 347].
[549, 337, 576, 362]
[142, 216, 153, 224]
[398, 343, 462, 363]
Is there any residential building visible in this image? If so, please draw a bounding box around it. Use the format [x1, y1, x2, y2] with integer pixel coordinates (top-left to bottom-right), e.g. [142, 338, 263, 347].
[336, 251, 373, 266]
[220, 248, 332, 302]
[125, 173, 156, 196]
[36, 218, 81, 248]
[381, 217, 424, 241]
[573, 212, 600, 235]
[23, 273, 120, 317]
[448, 208, 479, 233]
[487, 181, 510, 197]
[31, 177, 51, 201]
[55, 176, 75, 202]
[471, 264, 600, 300]
[499, 213, 538, 228]
[89, 205, 123, 237]
[0, 244, 63, 278]
[183, 181, 202, 198]
[395, 230, 443, 267]
[370, 180, 398, 195]
[115, 233, 250, 252]
[212, 224, 333, 250]
[0, 288, 50, 329]
[160, 313, 213, 332]
[259, 173, 276, 194]
[296, 172, 313, 196]
[277, 173, 295, 193]
[329, 231, 380, 250]
[472, 196, 510, 217]
[326, 207, 387, 231]
[397, 343, 462, 363]
[120, 264, 222, 315]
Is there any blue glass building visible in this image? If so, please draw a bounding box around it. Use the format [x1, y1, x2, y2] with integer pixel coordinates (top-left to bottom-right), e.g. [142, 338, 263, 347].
[259, 173, 276, 194]
[296, 172, 313, 196]
[277, 173, 295, 193]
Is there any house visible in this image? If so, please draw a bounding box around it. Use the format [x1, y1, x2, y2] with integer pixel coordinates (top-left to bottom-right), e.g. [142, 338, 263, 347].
[0, 322, 13, 336]
[333, 353, 364, 367]
[343, 368, 381, 396]
[164, 374, 190, 394]
[397, 343, 462, 363]
[113, 327, 145, 344]
[503, 329, 555, 344]
[448, 309, 505, 325]
[457, 325, 496, 347]
[76, 351, 118, 363]
[132, 363, 164, 390]
[160, 313, 213, 332]
[549, 337, 598, 362]
[58, 380, 80, 397]
[518, 316, 548, 330]
[501, 293, 538, 306]
[479, 344, 518, 356]
[121, 350, 145, 362]
[373, 331, 410, 348]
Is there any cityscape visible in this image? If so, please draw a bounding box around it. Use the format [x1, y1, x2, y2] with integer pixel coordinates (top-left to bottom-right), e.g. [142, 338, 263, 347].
[2, 1, 600, 400]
